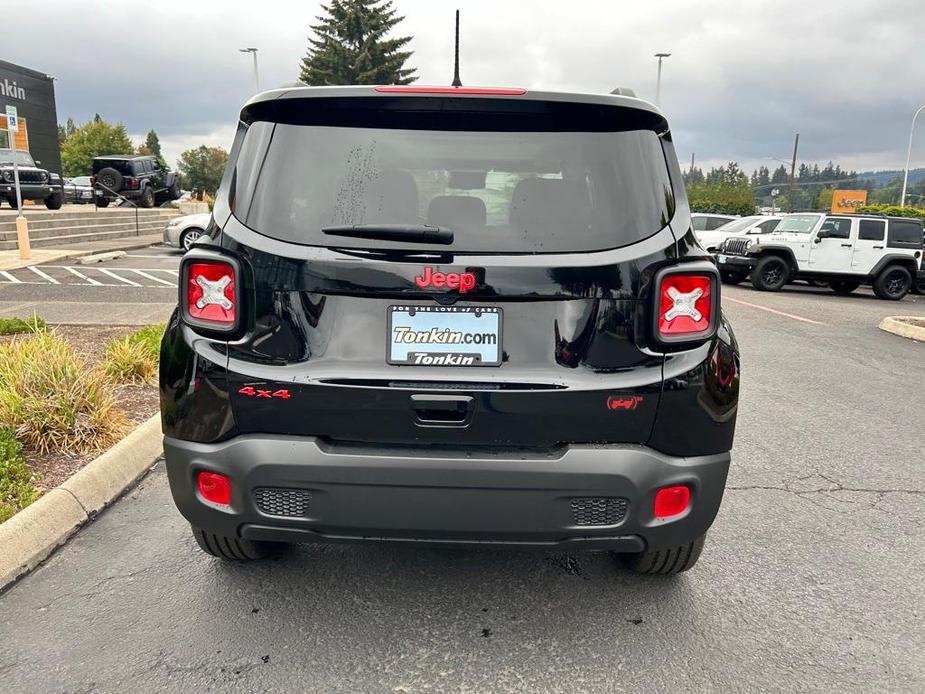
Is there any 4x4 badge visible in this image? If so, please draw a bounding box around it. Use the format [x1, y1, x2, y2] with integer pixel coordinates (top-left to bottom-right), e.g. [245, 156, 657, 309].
[414, 267, 476, 293]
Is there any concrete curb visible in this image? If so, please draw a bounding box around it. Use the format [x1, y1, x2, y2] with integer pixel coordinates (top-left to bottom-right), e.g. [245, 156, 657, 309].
[878, 316, 925, 343]
[0, 415, 162, 590]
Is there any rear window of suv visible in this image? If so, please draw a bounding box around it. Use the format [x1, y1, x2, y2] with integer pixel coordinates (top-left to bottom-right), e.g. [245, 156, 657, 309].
[228, 102, 675, 253]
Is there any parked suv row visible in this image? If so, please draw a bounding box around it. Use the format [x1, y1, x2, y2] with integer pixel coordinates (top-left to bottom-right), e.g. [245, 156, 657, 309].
[717, 212, 925, 300]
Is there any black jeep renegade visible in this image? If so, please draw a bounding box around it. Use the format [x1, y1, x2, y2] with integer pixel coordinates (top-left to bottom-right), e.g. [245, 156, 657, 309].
[160, 85, 740, 575]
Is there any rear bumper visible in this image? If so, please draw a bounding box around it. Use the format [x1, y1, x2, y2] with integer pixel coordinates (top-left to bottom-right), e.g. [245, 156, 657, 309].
[164, 435, 730, 552]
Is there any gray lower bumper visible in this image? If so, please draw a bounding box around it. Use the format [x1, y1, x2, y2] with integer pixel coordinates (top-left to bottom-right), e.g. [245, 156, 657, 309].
[164, 436, 730, 552]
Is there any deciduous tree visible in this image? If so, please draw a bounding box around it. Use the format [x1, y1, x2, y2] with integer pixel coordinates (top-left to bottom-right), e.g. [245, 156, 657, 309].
[60, 117, 134, 177]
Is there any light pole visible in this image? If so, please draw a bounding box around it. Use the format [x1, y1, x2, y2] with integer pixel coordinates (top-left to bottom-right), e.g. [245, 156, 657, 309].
[900, 104, 925, 208]
[654, 53, 671, 107]
[239, 47, 260, 93]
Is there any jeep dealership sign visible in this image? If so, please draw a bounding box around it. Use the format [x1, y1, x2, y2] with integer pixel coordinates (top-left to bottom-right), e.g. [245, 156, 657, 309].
[0, 59, 60, 175]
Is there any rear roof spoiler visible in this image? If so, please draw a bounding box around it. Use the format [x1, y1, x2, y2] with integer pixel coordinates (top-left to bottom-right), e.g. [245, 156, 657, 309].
[240, 85, 663, 121]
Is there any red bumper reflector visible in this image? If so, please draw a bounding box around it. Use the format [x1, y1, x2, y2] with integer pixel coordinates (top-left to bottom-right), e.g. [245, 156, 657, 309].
[374, 85, 526, 95]
[198, 471, 231, 506]
[654, 485, 691, 518]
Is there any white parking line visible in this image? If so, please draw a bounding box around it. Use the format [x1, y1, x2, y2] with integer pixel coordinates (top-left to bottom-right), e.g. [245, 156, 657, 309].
[724, 296, 828, 326]
[0, 271, 21, 283]
[163, 269, 180, 276]
[28, 266, 60, 284]
[97, 268, 142, 287]
[128, 269, 176, 287]
[64, 266, 103, 286]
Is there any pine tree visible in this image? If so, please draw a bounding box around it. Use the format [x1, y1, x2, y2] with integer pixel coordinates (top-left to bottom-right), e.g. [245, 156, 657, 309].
[145, 130, 163, 159]
[299, 0, 416, 86]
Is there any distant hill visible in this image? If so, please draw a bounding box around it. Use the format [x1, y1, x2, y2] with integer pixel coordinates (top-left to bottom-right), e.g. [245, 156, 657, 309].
[856, 168, 925, 188]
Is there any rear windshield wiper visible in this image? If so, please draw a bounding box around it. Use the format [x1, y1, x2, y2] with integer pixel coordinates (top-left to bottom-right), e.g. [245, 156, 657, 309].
[321, 224, 454, 245]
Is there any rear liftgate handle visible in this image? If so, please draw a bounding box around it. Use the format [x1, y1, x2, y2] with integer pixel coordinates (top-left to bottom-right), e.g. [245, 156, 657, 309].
[410, 394, 474, 426]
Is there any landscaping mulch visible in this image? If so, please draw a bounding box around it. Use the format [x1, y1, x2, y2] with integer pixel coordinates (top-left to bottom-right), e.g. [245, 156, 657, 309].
[5, 325, 159, 492]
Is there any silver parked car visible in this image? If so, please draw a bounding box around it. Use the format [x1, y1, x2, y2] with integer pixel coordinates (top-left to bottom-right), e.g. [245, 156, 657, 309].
[63, 176, 95, 204]
[163, 212, 210, 250]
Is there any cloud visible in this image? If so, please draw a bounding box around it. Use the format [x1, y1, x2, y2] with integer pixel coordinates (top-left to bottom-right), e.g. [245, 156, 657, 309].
[7, 0, 925, 173]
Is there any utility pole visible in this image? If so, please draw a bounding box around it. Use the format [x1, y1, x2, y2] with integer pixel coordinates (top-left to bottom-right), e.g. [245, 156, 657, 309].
[788, 133, 800, 213]
[654, 53, 671, 107]
[239, 47, 260, 92]
[690, 152, 695, 177]
[900, 104, 925, 207]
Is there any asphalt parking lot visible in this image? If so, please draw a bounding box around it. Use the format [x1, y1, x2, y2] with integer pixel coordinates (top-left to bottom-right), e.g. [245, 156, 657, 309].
[0, 245, 181, 324]
[0, 277, 923, 692]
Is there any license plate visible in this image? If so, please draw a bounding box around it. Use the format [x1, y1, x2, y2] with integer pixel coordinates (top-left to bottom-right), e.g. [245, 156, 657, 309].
[388, 305, 502, 366]
[81, 191, 92, 198]
[717, 254, 727, 264]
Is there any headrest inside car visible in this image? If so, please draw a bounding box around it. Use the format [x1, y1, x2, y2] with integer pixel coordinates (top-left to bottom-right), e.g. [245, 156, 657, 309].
[428, 195, 487, 231]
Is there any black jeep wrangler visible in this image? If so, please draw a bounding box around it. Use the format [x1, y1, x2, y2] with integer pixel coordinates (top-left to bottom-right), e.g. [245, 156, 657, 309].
[92, 155, 180, 208]
[160, 86, 740, 575]
[0, 148, 64, 209]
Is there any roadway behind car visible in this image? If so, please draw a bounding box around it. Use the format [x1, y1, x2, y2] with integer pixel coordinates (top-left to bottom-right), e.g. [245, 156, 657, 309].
[0, 278, 922, 691]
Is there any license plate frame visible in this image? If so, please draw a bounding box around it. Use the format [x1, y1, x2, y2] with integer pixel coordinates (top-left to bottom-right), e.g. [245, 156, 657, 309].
[387, 305, 502, 367]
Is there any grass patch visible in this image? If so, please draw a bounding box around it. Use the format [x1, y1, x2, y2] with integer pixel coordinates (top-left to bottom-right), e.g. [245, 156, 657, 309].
[103, 323, 164, 385]
[0, 426, 39, 523]
[0, 330, 129, 454]
[0, 316, 46, 335]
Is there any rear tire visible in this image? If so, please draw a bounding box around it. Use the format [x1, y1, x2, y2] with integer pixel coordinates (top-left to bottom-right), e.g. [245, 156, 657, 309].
[720, 270, 747, 285]
[96, 197, 110, 208]
[750, 255, 790, 291]
[191, 525, 275, 560]
[829, 280, 861, 295]
[617, 534, 706, 575]
[139, 186, 155, 208]
[44, 190, 63, 210]
[873, 265, 912, 301]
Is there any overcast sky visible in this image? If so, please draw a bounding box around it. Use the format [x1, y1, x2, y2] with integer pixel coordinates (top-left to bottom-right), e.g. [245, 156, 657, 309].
[6, 0, 925, 175]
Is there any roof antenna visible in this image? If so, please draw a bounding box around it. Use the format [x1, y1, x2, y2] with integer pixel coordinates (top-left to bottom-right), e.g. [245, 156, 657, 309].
[451, 9, 462, 87]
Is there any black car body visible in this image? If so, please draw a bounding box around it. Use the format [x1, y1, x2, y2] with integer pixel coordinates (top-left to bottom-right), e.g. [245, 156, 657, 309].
[0, 148, 63, 209]
[160, 86, 740, 574]
[92, 155, 180, 208]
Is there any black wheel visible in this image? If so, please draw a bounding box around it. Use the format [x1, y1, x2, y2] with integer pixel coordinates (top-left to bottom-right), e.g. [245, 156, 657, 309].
[720, 270, 747, 285]
[912, 278, 925, 295]
[750, 255, 790, 291]
[617, 534, 706, 575]
[167, 180, 181, 200]
[191, 525, 276, 560]
[872, 265, 912, 301]
[139, 185, 155, 208]
[829, 280, 861, 295]
[44, 190, 63, 210]
[180, 227, 204, 251]
[95, 166, 123, 193]
[96, 197, 110, 208]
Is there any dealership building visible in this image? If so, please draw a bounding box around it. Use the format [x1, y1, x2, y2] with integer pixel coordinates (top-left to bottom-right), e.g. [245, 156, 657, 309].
[0, 59, 61, 175]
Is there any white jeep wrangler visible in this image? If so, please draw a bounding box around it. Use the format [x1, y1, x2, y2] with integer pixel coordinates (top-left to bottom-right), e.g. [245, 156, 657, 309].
[716, 213, 924, 300]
